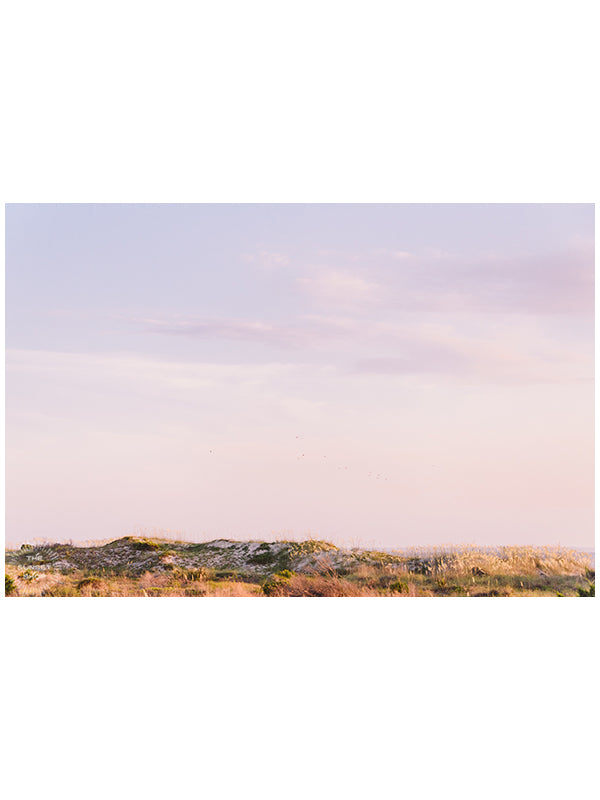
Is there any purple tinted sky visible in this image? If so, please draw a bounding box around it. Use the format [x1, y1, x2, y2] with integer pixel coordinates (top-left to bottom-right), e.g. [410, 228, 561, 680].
[5, 204, 595, 547]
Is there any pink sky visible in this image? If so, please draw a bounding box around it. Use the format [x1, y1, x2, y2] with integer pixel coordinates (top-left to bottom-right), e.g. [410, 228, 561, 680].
[5, 204, 595, 548]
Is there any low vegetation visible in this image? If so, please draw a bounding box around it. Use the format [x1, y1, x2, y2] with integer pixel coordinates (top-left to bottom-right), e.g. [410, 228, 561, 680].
[4, 537, 594, 597]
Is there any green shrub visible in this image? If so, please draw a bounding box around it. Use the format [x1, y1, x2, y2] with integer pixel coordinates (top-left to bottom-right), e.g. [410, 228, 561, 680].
[447, 584, 468, 596]
[214, 569, 238, 580]
[182, 568, 207, 582]
[577, 583, 595, 597]
[262, 570, 295, 596]
[249, 552, 274, 565]
[389, 581, 409, 594]
[5, 574, 16, 595]
[132, 539, 161, 551]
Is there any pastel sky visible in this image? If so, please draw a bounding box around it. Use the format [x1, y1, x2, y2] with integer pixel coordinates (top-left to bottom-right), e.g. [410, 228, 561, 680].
[5, 204, 595, 548]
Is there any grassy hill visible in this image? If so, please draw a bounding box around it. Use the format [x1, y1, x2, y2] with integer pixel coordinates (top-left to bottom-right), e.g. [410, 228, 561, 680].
[5, 536, 595, 597]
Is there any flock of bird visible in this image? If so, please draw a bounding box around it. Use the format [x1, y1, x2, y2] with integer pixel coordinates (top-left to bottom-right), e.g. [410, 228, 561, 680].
[208, 434, 398, 482]
[208, 435, 440, 483]
[293, 435, 390, 477]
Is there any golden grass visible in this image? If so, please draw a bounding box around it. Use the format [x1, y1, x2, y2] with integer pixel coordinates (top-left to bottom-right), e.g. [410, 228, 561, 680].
[5, 541, 593, 597]
[404, 545, 592, 578]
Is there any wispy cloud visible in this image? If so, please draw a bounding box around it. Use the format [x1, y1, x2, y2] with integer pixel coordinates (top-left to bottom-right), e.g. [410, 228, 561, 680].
[373, 248, 414, 260]
[353, 319, 592, 383]
[243, 250, 290, 270]
[129, 313, 358, 349]
[376, 240, 594, 316]
[297, 269, 382, 310]
[5, 348, 296, 392]
[121, 309, 593, 385]
[243, 240, 593, 318]
[297, 241, 593, 316]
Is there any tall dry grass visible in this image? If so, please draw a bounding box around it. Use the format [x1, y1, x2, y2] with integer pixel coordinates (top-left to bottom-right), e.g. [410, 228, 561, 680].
[403, 545, 592, 578]
[5, 541, 593, 597]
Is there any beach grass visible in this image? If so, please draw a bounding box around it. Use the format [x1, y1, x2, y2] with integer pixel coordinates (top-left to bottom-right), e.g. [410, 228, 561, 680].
[5, 537, 594, 597]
